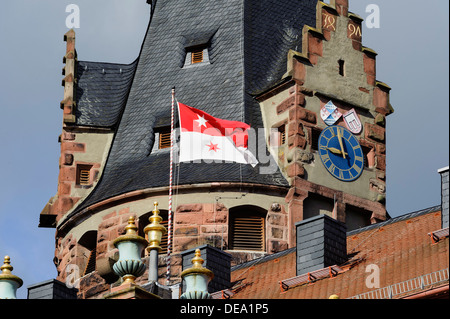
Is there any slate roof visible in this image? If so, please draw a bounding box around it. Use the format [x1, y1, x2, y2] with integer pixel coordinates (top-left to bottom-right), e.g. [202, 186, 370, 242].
[221, 206, 449, 299]
[70, 0, 319, 215]
[74, 60, 137, 128]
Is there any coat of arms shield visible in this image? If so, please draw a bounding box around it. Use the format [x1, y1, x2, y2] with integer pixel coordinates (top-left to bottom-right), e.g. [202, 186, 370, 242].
[343, 108, 362, 134]
[320, 101, 342, 126]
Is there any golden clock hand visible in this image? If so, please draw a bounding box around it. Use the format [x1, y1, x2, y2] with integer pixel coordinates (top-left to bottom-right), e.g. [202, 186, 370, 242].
[327, 147, 348, 156]
[336, 127, 346, 159]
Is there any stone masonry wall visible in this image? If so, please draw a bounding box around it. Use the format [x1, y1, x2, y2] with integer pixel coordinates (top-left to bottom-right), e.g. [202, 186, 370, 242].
[55, 199, 288, 299]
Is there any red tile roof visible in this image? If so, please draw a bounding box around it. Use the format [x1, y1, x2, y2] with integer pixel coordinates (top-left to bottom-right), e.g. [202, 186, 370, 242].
[223, 206, 448, 299]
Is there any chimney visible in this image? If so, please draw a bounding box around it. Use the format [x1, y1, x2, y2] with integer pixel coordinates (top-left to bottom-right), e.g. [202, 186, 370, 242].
[61, 29, 77, 124]
[181, 245, 232, 293]
[295, 214, 347, 276]
[27, 279, 78, 299]
[438, 166, 449, 229]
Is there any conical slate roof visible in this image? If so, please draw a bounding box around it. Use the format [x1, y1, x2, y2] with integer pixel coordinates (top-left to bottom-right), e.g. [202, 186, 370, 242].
[70, 0, 318, 215]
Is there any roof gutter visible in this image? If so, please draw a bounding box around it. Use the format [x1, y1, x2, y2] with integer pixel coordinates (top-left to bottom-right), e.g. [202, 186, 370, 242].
[402, 285, 449, 299]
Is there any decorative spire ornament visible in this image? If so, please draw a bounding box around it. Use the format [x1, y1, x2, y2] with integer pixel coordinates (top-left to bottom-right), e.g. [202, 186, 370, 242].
[112, 216, 148, 285]
[144, 202, 167, 282]
[180, 249, 214, 299]
[144, 202, 167, 253]
[0, 256, 23, 299]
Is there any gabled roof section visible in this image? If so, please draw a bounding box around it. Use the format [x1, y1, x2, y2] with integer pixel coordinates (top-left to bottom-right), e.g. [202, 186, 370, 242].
[74, 60, 138, 128]
[223, 206, 448, 299]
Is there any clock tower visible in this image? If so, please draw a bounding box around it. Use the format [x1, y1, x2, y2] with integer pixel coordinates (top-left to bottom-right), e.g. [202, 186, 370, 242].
[40, 0, 396, 297]
[256, 0, 392, 246]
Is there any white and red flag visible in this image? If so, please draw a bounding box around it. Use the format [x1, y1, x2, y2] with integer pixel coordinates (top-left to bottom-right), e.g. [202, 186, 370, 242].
[177, 102, 258, 167]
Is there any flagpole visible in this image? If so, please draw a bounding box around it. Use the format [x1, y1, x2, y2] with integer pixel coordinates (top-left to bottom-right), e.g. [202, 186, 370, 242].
[167, 87, 175, 285]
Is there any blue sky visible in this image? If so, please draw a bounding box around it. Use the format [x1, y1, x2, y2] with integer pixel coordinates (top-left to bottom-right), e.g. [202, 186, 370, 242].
[0, 1, 448, 299]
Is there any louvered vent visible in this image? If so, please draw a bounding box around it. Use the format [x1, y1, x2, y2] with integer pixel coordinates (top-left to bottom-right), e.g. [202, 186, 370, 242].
[76, 165, 92, 186]
[79, 169, 90, 185]
[159, 131, 172, 149]
[278, 125, 286, 145]
[230, 216, 265, 251]
[159, 219, 170, 254]
[83, 248, 96, 276]
[191, 48, 204, 64]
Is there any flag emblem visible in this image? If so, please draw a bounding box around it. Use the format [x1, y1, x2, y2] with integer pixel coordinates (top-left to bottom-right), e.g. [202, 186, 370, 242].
[177, 102, 258, 167]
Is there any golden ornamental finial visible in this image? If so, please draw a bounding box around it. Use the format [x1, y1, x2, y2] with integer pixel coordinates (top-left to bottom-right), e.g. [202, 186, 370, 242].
[149, 202, 162, 224]
[0, 256, 23, 299]
[1, 256, 13, 275]
[144, 201, 167, 252]
[180, 248, 214, 284]
[112, 216, 148, 247]
[191, 249, 205, 269]
[124, 216, 138, 234]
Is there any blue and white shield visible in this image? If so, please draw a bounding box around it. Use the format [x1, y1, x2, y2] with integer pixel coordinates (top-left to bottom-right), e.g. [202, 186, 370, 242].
[320, 101, 342, 126]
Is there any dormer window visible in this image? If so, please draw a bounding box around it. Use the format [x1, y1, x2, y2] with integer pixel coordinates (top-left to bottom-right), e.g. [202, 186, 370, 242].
[184, 46, 209, 67]
[152, 127, 176, 152]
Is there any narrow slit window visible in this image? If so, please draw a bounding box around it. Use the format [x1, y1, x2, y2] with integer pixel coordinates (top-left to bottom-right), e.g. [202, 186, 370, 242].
[338, 60, 345, 76]
[361, 145, 372, 168]
[311, 127, 322, 151]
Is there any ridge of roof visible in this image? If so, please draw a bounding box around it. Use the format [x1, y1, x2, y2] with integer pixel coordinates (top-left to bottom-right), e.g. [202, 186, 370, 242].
[231, 247, 296, 273]
[77, 59, 137, 67]
[347, 205, 441, 236]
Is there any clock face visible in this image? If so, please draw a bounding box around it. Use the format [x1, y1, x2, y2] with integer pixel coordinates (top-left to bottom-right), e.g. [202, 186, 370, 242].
[318, 126, 364, 182]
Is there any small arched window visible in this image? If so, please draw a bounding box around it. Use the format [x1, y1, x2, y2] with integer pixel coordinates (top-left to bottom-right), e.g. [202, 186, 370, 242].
[229, 206, 266, 252]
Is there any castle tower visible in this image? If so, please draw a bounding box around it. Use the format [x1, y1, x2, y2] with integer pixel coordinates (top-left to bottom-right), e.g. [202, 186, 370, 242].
[39, 0, 392, 299]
